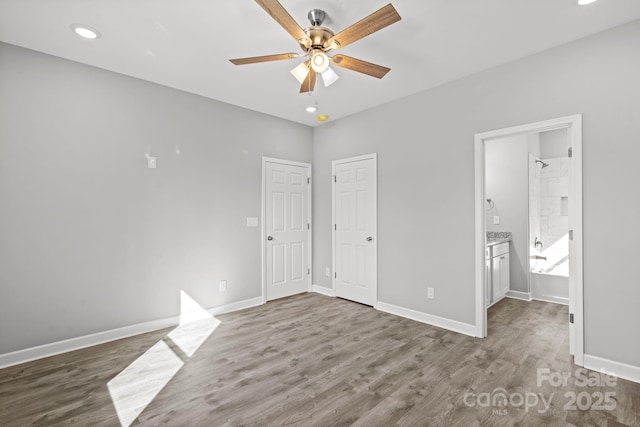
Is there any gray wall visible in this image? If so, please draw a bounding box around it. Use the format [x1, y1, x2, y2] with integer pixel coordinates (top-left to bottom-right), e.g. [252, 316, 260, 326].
[485, 135, 529, 293]
[0, 43, 312, 354]
[312, 20, 640, 367]
[541, 128, 569, 159]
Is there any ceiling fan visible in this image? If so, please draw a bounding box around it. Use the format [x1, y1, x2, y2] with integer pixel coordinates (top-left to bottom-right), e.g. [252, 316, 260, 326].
[230, 0, 401, 93]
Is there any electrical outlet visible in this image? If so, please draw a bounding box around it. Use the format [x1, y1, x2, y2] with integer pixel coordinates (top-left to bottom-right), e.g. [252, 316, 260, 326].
[493, 215, 500, 225]
[219, 280, 227, 292]
[427, 287, 435, 299]
[325, 267, 331, 277]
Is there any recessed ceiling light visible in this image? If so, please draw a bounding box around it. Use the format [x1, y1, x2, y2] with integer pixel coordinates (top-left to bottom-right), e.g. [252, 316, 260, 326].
[578, 0, 597, 5]
[70, 24, 100, 39]
[317, 115, 329, 122]
[306, 106, 317, 113]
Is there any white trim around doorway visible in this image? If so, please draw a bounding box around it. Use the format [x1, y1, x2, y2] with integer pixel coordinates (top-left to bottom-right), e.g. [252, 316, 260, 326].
[474, 115, 584, 366]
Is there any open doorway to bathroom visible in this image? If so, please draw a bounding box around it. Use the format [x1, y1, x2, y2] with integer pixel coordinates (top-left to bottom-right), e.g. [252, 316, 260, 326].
[474, 115, 584, 366]
[528, 131, 571, 305]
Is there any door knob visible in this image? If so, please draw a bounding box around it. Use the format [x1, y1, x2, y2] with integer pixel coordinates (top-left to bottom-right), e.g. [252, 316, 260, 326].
[366, 236, 373, 242]
[267, 236, 274, 241]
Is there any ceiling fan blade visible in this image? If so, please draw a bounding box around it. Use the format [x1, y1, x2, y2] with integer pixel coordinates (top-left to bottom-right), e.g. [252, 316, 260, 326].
[324, 4, 401, 50]
[255, 0, 309, 45]
[300, 69, 317, 93]
[331, 55, 390, 79]
[230, 53, 299, 65]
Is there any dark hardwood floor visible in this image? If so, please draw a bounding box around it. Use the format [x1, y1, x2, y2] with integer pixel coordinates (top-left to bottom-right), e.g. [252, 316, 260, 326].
[0, 293, 638, 426]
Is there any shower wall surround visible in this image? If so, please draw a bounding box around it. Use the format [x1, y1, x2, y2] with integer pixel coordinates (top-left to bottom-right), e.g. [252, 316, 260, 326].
[539, 157, 569, 249]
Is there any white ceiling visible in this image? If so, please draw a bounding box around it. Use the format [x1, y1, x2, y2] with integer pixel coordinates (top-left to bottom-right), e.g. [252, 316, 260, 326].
[1, 0, 640, 127]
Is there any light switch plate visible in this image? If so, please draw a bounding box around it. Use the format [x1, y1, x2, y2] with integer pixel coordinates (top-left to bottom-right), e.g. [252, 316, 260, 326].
[147, 157, 157, 169]
[246, 217, 258, 227]
[325, 267, 331, 277]
[493, 215, 500, 225]
[219, 280, 227, 292]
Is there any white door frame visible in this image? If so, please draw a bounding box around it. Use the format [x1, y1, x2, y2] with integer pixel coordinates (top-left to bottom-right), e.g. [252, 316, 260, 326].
[331, 153, 378, 306]
[261, 157, 313, 304]
[474, 115, 584, 366]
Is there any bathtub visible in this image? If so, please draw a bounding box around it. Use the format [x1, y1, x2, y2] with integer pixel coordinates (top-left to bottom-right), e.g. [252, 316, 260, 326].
[531, 272, 568, 305]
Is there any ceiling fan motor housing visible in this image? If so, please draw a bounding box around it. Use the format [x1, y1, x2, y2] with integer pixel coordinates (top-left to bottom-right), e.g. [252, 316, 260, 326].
[298, 9, 334, 53]
[307, 9, 326, 26]
[300, 26, 334, 53]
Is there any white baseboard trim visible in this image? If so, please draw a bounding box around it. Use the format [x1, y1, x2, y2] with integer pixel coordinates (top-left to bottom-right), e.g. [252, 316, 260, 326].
[207, 297, 263, 316]
[506, 290, 532, 301]
[312, 284, 335, 297]
[0, 296, 263, 370]
[583, 354, 640, 385]
[532, 295, 569, 306]
[0, 316, 180, 370]
[376, 301, 476, 337]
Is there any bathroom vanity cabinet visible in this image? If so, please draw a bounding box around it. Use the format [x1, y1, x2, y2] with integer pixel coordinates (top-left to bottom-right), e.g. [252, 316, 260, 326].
[486, 241, 510, 307]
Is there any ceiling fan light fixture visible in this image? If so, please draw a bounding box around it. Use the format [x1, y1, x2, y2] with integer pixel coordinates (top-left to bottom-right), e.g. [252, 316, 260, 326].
[320, 67, 339, 87]
[229, 2, 401, 94]
[290, 62, 310, 84]
[310, 50, 330, 73]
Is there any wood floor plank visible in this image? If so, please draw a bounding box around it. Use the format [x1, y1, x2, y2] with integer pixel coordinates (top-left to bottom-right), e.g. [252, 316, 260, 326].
[1, 293, 639, 426]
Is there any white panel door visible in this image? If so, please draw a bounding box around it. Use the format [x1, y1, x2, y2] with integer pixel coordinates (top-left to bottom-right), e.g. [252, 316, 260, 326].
[333, 155, 377, 306]
[265, 161, 310, 301]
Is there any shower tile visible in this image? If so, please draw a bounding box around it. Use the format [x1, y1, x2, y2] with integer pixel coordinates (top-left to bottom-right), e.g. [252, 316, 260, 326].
[561, 197, 568, 216]
[547, 178, 565, 197]
[542, 159, 561, 178]
[540, 199, 553, 216]
[534, 156, 570, 262]
[561, 158, 570, 176]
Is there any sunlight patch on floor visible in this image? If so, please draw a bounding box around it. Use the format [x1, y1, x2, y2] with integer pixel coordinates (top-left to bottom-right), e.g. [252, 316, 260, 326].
[107, 291, 220, 426]
[169, 290, 220, 357]
[177, 290, 214, 325]
[107, 340, 183, 427]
